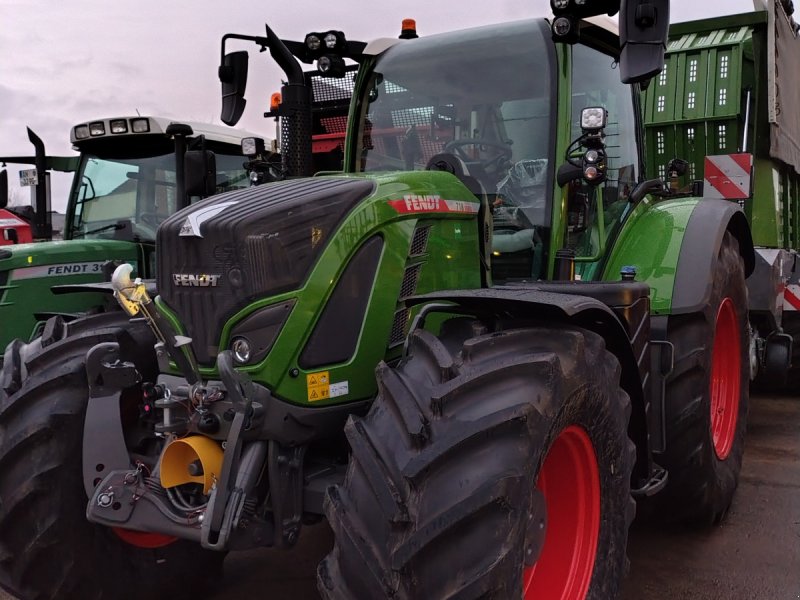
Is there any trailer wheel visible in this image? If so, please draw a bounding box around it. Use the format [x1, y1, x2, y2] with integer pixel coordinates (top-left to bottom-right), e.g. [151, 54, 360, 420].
[658, 231, 749, 524]
[0, 324, 223, 600]
[318, 321, 634, 599]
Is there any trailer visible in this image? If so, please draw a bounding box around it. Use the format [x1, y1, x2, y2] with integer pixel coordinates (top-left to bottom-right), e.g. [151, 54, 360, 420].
[643, 0, 800, 386]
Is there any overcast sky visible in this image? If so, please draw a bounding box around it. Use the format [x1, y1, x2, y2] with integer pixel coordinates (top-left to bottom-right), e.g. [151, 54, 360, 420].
[1, 0, 757, 212]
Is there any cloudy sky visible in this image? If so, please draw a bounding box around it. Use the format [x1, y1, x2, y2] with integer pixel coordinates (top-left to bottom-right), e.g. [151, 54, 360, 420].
[1, 0, 757, 211]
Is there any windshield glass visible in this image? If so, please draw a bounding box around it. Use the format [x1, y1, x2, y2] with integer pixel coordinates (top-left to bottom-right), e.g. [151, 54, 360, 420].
[358, 20, 555, 225]
[69, 148, 249, 242]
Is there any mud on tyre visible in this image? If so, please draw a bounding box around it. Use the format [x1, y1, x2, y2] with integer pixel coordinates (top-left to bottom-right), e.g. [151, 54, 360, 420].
[318, 319, 635, 599]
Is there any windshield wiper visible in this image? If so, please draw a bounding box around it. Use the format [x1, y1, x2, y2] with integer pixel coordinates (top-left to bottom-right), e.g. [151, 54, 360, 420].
[73, 222, 125, 238]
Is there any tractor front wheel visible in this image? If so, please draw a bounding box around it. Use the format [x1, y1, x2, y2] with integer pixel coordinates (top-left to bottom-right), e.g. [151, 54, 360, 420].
[0, 323, 223, 600]
[318, 320, 634, 599]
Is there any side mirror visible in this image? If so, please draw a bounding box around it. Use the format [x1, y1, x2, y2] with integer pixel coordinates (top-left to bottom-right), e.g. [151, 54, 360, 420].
[219, 51, 249, 126]
[185, 150, 217, 198]
[619, 0, 670, 84]
[0, 170, 7, 209]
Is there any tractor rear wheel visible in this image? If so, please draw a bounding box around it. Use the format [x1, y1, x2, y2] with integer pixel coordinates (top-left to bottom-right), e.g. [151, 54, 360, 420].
[657, 231, 749, 525]
[0, 322, 223, 600]
[318, 320, 634, 599]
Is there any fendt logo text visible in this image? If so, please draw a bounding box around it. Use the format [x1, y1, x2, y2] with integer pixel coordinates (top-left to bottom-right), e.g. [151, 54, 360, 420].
[172, 273, 221, 287]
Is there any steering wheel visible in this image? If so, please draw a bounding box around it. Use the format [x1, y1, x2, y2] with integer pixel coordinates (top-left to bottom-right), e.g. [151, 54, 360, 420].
[442, 138, 513, 181]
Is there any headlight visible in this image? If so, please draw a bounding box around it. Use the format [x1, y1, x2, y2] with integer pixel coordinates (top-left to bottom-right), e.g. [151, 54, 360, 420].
[227, 300, 296, 365]
[231, 337, 252, 364]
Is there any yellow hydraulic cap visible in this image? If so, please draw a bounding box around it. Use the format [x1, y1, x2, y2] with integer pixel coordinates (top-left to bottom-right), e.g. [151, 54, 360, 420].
[160, 436, 224, 495]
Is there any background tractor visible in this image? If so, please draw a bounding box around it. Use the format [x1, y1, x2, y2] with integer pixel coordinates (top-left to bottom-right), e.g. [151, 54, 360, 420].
[0, 116, 263, 354]
[0, 1, 767, 599]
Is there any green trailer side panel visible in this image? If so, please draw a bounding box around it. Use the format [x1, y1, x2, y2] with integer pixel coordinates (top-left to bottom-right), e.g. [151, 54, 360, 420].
[602, 198, 698, 314]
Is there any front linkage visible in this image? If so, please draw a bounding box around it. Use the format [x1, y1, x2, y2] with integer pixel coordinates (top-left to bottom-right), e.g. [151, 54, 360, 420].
[83, 264, 330, 551]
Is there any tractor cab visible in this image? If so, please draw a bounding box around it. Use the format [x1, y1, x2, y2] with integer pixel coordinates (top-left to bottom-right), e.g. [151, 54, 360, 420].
[350, 17, 645, 283]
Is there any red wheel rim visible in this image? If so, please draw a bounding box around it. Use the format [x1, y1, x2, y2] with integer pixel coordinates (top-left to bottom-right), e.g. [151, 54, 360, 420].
[113, 527, 177, 549]
[710, 297, 741, 459]
[523, 425, 601, 600]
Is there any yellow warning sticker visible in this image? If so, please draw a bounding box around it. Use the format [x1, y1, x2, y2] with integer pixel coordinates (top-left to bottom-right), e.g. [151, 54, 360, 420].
[307, 371, 330, 402]
[306, 371, 349, 402]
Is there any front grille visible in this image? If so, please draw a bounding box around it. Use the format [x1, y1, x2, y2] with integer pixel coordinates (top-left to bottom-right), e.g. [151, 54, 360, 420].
[157, 177, 375, 365]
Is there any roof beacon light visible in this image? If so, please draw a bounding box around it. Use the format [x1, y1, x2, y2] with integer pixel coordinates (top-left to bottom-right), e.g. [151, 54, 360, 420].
[399, 18, 418, 39]
[270, 92, 282, 111]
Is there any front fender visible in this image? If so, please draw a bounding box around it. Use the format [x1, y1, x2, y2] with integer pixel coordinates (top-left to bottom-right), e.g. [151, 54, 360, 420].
[604, 198, 754, 315]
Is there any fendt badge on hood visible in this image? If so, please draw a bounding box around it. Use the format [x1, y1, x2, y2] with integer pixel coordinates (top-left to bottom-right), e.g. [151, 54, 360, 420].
[179, 201, 239, 237]
[173, 273, 221, 287]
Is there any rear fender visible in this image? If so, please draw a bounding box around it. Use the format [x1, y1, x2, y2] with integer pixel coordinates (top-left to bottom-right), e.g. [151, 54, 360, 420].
[604, 198, 754, 315]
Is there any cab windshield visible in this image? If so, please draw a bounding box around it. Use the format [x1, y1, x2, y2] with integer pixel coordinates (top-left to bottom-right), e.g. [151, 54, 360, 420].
[68, 147, 249, 242]
[357, 20, 556, 280]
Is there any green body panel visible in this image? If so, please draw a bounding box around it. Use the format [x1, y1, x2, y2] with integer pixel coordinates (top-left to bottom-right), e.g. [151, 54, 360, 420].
[160, 172, 482, 407]
[0, 240, 143, 344]
[602, 198, 699, 314]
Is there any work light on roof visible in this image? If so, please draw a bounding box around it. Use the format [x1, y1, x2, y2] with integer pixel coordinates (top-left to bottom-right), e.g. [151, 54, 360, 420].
[574, 0, 587, 5]
[552, 0, 570, 9]
[110, 119, 128, 134]
[305, 34, 321, 51]
[74, 125, 90, 140]
[131, 118, 150, 133]
[552, 17, 573, 37]
[89, 122, 105, 136]
[324, 32, 338, 49]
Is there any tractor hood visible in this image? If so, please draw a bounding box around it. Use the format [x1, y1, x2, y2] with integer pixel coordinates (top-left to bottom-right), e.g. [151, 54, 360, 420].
[156, 177, 376, 364]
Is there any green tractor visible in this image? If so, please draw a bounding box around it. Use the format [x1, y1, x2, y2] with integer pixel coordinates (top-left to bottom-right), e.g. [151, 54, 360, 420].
[0, 116, 264, 365]
[0, 1, 755, 598]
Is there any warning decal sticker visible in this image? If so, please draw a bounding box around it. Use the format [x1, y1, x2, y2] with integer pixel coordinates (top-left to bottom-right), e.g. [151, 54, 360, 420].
[306, 371, 349, 402]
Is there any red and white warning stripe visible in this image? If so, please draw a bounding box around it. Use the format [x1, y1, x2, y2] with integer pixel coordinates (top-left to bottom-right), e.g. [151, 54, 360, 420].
[703, 153, 753, 200]
[783, 284, 800, 312]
